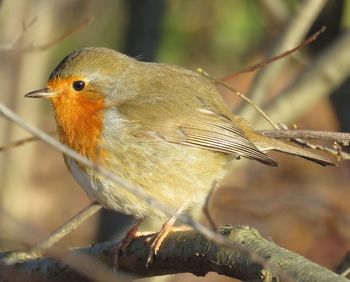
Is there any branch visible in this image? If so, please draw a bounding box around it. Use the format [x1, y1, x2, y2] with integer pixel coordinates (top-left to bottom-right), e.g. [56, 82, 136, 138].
[3, 203, 102, 264]
[197, 69, 280, 129]
[0, 131, 56, 152]
[259, 129, 350, 143]
[260, 129, 350, 160]
[226, 26, 325, 77]
[0, 226, 347, 282]
[336, 251, 350, 278]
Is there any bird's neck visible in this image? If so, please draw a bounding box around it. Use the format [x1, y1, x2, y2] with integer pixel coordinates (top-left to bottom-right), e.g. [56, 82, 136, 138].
[50, 95, 106, 161]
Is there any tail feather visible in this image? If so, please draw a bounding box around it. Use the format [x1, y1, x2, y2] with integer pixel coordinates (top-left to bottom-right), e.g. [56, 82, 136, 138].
[255, 138, 335, 167]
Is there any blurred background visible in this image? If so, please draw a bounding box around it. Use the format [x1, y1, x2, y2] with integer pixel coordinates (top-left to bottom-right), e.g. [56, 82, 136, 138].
[0, 0, 350, 281]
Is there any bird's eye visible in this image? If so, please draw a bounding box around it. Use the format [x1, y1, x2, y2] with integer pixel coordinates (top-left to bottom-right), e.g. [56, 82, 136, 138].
[72, 80, 85, 91]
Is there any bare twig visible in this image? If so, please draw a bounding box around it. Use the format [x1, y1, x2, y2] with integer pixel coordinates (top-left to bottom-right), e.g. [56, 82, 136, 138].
[0, 18, 37, 51]
[197, 69, 280, 129]
[23, 16, 93, 52]
[261, 128, 350, 160]
[290, 138, 350, 161]
[3, 202, 102, 263]
[0, 16, 93, 52]
[241, 0, 327, 119]
[262, 30, 350, 125]
[0, 136, 39, 152]
[260, 129, 350, 142]
[0, 131, 56, 152]
[225, 26, 325, 77]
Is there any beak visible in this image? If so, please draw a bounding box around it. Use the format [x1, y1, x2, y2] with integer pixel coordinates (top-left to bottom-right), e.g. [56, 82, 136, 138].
[25, 88, 57, 98]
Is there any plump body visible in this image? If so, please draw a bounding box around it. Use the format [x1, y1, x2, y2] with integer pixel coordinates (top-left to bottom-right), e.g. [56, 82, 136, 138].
[67, 137, 230, 218]
[25, 47, 333, 219]
[57, 58, 234, 218]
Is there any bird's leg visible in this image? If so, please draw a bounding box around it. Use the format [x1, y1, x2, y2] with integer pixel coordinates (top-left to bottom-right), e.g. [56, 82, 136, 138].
[203, 181, 219, 231]
[146, 200, 190, 267]
[113, 218, 144, 268]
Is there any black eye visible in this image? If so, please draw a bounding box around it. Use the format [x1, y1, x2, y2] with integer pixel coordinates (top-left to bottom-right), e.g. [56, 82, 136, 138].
[72, 80, 85, 91]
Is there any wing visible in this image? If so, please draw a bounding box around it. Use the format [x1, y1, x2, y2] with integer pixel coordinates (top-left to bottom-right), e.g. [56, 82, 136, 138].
[150, 109, 278, 167]
[111, 63, 277, 166]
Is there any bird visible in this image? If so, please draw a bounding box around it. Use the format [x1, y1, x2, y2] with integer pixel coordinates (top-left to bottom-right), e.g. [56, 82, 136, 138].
[25, 47, 334, 265]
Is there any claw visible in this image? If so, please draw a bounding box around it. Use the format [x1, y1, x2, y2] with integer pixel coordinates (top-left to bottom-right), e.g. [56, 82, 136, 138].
[112, 219, 143, 269]
[146, 200, 191, 267]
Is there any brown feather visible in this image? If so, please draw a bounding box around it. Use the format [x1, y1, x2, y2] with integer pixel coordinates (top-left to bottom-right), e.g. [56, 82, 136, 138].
[154, 110, 278, 167]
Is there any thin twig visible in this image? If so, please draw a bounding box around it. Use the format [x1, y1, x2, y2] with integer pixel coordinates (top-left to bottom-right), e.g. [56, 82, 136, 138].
[0, 131, 56, 152]
[262, 30, 350, 125]
[0, 18, 37, 51]
[282, 124, 349, 161]
[197, 68, 280, 129]
[23, 16, 93, 52]
[0, 136, 39, 152]
[30, 203, 101, 259]
[261, 128, 350, 160]
[260, 129, 350, 142]
[289, 138, 350, 161]
[0, 16, 93, 52]
[224, 26, 325, 78]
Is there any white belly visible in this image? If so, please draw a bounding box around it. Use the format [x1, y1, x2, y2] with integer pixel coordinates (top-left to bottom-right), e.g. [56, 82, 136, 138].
[64, 141, 229, 219]
[65, 157, 160, 218]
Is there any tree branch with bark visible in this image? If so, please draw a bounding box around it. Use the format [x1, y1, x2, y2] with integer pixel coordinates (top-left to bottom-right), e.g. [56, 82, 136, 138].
[1, 226, 348, 282]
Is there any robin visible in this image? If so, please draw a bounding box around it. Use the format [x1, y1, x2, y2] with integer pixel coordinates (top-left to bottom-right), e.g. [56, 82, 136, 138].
[25, 47, 334, 265]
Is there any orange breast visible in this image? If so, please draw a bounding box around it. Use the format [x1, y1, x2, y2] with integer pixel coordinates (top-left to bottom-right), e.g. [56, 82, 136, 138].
[49, 78, 106, 161]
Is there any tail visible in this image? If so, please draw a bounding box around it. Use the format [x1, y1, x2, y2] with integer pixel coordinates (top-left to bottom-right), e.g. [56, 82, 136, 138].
[253, 137, 335, 167]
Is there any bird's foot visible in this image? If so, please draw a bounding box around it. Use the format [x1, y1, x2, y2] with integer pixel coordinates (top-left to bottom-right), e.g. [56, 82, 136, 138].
[146, 200, 191, 267]
[146, 224, 190, 267]
[112, 219, 143, 269]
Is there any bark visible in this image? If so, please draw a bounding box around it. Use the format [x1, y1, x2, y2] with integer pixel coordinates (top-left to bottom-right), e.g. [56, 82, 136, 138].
[0, 226, 347, 282]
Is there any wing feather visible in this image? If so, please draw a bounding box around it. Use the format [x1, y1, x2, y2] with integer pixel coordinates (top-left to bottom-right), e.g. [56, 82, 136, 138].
[161, 110, 278, 167]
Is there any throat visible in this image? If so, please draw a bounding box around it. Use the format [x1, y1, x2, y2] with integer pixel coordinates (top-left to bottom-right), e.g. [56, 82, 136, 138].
[51, 96, 105, 160]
